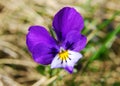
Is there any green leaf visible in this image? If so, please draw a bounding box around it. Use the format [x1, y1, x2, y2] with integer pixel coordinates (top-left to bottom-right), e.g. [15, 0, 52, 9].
[36, 65, 45, 75]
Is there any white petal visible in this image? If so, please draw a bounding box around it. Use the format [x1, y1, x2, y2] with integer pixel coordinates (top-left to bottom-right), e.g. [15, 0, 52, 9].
[51, 50, 82, 71]
[51, 55, 62, 68]
[67, 50, 82, 67]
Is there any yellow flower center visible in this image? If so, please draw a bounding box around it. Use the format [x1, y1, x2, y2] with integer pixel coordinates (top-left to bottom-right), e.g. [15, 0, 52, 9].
[58, 50, 69, 60]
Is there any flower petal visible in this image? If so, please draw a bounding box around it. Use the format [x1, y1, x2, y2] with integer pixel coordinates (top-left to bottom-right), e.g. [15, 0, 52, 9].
[26, 25, 59, 65]
[64, 66, 73, 74]
[51, 54, 63, 68]
[51, 50, 82, 73]
[26, 25, 56, 52]
[64, 50, 82, 73]
[62, 31, 87, 52]
[32, 43, 59, 65]
[53, 7, 84, 41]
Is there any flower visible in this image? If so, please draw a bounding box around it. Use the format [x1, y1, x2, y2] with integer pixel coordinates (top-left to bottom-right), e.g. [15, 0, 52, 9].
[26, 7, 87, 73]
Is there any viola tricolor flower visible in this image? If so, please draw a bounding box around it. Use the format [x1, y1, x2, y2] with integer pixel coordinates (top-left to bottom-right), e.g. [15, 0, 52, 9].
[26, 7, 87, 73]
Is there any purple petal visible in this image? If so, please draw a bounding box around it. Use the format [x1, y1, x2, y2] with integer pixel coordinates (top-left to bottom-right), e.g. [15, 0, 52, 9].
[64, 66, 73, 74]
[62, 31, 87, 52]
[26, 25, 59, 65]
[26, 25, 56, 52]
[32, 43, 59, 65]
[53, 7, 84, 42]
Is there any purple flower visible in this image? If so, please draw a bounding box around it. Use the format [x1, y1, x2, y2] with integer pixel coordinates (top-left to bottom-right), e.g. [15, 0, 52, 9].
[26, 7, 87, 73]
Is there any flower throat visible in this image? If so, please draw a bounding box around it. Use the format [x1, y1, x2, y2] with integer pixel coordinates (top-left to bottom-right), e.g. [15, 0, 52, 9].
[58, 48, 71, 63]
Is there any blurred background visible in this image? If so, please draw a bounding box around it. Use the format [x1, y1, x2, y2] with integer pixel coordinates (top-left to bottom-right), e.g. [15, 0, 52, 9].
[0, 0, 120, 86]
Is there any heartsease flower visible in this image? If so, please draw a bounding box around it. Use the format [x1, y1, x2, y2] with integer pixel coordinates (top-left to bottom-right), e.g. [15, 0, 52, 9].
[26, 7, 87, 73]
